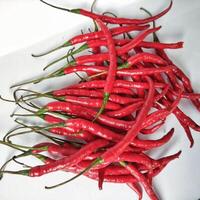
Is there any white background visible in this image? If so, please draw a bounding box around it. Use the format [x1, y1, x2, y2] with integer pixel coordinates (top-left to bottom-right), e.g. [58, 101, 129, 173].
[0, 0, 200, 199]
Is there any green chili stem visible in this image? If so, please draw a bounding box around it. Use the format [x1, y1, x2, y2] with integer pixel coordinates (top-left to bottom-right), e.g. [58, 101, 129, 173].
[0, 95, 15, 103]
[0, 140, 48, 151]
[45, 157, 103, 189]
[93, 93, 110, 121]
[43, 44, 88, 70]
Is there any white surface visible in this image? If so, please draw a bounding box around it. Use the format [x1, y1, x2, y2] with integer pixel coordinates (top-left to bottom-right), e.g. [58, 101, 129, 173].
[0, 0, 200, 200]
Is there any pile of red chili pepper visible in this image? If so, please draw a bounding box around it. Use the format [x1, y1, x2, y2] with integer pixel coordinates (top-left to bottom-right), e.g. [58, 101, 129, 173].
[0, 1, 200, 199]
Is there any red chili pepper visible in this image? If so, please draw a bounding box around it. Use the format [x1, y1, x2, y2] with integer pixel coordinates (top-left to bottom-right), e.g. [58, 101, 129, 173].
[65, 118, 122, 141]
[115, 38, 183, 49]
[170, 91, 200, 100]
[147, 151, 182, 184]
[117, 26, 161, 55]
[44, 114, 64, 124]
[121, 52, 167, 69]
[91, 46, 103, 66]
[33, 22, 149, 57]
[138, 41, 183, 49]
[39, 102, 133, 130]
[77, 162, 130, 175]
[70, 1, 172, 25]
[25, 48, 169, 87]
[97, 77, 154, 165]
[52, 88, 134, 98]
[63, 120, 173, 150]
[32, 142, 54, 154]
[33, 142, 79, 157]
[160, 96, 199, 146]
[63, 162, 139, 183]
[106, 101, 144, 118]
[41, 98, 169, 132]
[49, 127, 96, 142]
[132, 128, 174, 149]
[39, 101, 173, 133]
[63, 65, 174, 77]
[40, 112, 173, 151]
[142, 109, 170, 129]
[47, 146, 153, 170]
[14, 51, 169, 87]
[68, 25, 149, 45]
[28, 139, 109, 177]
[28, 87, 136, 105]
[141, 121, 165, 135]
[120, 162, 158, 200]
[150, 17, 200, 110]
[45, 145, 145, 161]
[64, 52, 167, 78]
[127, 183, 143, 200]
[118, 152, 154, 170]
[98, 167, 106, 190]
[93, 18, 118, 118]
[177, 119, 194, 148]
[69, 79, 166, 90]
[61, 95, 122, 110]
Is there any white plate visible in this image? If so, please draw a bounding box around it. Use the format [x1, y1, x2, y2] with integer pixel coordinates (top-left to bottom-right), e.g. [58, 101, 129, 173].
[0, 0, 200, 200]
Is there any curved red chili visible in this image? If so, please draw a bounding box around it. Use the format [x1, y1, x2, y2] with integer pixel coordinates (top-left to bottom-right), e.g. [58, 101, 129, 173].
[70, 1, 172, 25]
[94, 18, 118, 118]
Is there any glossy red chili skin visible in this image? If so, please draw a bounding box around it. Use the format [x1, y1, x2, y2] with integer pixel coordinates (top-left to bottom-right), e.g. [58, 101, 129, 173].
[141, 121, 165, 135]
[72, 53, 166, 69]
[65, 118, 122, 141]
[63, 95, 122, 110]
[177, 118, 194, 147]
[142, 109, 170, 129]
[52, 88, 134, 98]
[154, 33, 200, 110]
[42, 157, 138, 183]
[42, 112, 173, 150]
[160, 96, 199, 146]
[75, 53, 109, 65]
[64, 118, 173, 149]
[117, 27, 161, 55]
[132, 128, 174, 149]
[64, 65, 173, 77]
[100, 77, 155, 163]
[49, 127, 96, 142]
[106, 101, 144, 118]
[47, 145, 146, 161]
[43, 101, 170, 132]
[124, 164, 159, 200]
[44, 114, 64, 124]
[96, 19, 117, 96]
[44, 101, 133, 130]
[72, 1, 172, 25]
[29, 139, 110, 177]
[32, 142, 79, 157]
[89, 38, 183, 50]
[69, 24, 149, 45]
[32, 142, 54, 154]
[126, 52, 167, 67]
[69, 79, 166, 90]
[118, 152, 154, 169]
[127, 183, 143, 200]
[91, 46, 103, 67]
